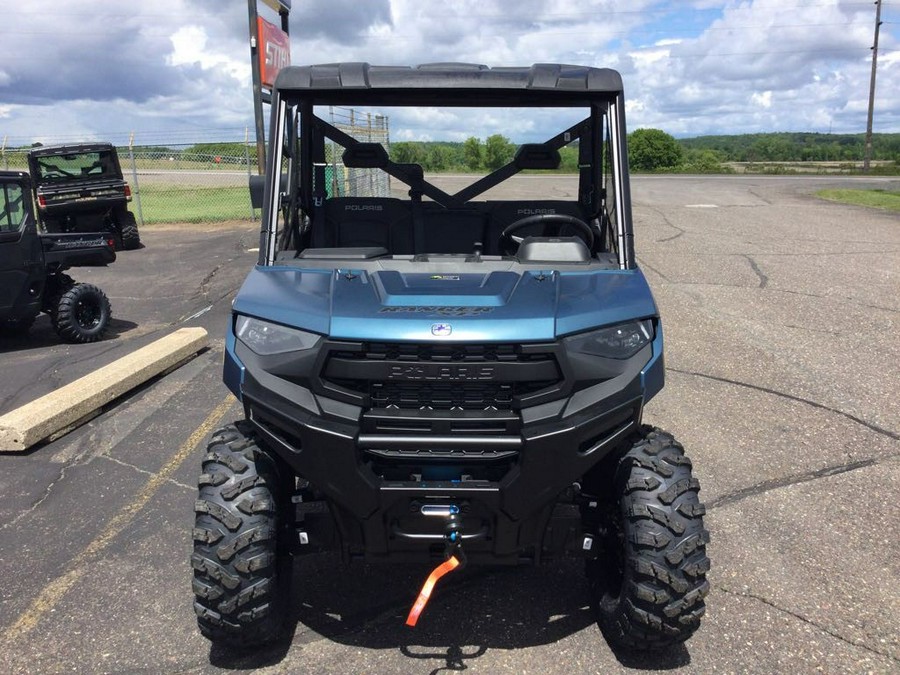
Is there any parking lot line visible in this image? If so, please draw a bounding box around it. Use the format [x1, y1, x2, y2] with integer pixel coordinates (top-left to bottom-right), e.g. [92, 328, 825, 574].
[2, 395, 236, 642]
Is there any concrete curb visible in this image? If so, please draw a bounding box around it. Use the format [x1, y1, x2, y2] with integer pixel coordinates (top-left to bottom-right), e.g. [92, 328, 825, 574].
[0, 327, 209, 452]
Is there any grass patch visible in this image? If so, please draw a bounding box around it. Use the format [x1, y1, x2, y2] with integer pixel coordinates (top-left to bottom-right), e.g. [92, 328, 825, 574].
[136, 185, 255, 223]
[816, 189, 900, 213]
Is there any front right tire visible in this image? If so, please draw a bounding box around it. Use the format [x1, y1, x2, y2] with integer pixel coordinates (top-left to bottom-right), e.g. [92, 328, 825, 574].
[192, 423, 292, 648]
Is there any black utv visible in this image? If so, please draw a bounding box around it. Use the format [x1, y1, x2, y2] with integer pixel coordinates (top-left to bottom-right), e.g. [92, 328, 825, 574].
[0, 171, 114, 343]
[27, 143, 141, 250]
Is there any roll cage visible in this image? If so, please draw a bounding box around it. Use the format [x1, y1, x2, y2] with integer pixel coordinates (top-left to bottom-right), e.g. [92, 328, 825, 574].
[258, 63, 635, 269]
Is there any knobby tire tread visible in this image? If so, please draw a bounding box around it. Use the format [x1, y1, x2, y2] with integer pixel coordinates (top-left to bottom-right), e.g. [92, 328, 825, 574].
[192, 423, 289, 648]
[596, 427, 711, 651]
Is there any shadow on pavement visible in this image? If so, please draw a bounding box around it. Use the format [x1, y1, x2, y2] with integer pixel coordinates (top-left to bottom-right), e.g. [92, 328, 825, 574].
[207, 552, 693, 671]
[0, 316, 138, 354]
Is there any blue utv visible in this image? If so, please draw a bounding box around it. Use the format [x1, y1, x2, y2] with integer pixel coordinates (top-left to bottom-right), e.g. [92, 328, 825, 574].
[191, 63, 710, 652]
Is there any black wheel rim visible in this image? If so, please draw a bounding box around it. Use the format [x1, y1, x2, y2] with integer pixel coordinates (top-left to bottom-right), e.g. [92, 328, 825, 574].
[75, 299, 101, 329]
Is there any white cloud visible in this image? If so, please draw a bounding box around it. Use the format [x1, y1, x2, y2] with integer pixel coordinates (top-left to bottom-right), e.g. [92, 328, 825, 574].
[168, 25, 249, 82]
[0, 0, 896, 143]
[751, 91, 773, 109]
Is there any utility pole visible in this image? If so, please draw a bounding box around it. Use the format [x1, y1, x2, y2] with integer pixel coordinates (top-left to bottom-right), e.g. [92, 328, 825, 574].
[248, 1, 292, 175]
[863, 0, 883, 173]
[248, 0, 267, 174]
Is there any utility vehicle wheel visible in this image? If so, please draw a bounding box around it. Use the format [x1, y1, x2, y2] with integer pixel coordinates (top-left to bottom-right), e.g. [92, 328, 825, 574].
[119, 211, 141, 250]
[52, 283, 111, 343]
[192, 423, 292, 648]
[592, 427, 710, 651]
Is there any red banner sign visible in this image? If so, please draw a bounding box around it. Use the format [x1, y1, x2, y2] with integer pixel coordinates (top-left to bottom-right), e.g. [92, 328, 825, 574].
[258, 17, 290, 89]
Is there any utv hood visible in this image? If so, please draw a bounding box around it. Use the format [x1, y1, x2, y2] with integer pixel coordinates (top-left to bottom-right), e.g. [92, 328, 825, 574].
[232, 267, 658, 341]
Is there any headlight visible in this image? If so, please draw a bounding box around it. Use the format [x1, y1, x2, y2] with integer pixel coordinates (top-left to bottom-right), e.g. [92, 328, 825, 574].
[235, 315, 320, 355]
[566, 319, 653, 360]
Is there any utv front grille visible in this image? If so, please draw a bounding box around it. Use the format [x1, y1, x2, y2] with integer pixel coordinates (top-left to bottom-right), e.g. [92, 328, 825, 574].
[320, 341, 562, 411]
[369, 381, 517, 410]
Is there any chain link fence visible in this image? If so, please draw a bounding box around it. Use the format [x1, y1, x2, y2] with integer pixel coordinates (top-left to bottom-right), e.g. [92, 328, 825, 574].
[128, 143, 259, 224]
[325, 107, 391, 198]
[1, 108, 390, 226]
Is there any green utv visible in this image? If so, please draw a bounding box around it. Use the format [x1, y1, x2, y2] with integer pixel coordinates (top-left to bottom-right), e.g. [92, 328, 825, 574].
[27, 143, 141, 251]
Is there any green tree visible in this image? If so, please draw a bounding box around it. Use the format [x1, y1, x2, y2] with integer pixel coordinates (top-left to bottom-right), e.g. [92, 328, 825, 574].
[484, 134, 515, 171]
[425, 144, 452, 171]
[628, 128, 683, 171]
[558, 145, 580, 172]
[391, 142, 427, 165]
[463, 136, 483, 171]
[684, 149, 728, 173]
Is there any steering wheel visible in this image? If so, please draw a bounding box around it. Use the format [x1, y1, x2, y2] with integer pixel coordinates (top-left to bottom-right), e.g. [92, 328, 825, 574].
[499, 214, 595, 256]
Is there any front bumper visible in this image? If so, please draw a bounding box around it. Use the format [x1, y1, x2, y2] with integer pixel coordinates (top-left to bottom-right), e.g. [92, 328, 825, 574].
[226, 332, 662, 563]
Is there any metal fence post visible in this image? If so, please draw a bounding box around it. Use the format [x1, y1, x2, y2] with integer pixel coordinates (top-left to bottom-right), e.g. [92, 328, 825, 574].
[245, 127, 255, 219]
[376, 115, 389, 196]
[329, 106, 340, 197]
[128, 132, 145, 226]
[386, 115, 391, 196]
[367, 113, 375, 197]
[1, 136, 7, 170]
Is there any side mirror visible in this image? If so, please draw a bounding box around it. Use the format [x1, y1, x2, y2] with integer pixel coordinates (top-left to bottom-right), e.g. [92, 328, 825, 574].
[248, 174, 289, 209]
[342, 143, 389, 169]
[249, 175, 266, 209]
[514, 143, 561, 170]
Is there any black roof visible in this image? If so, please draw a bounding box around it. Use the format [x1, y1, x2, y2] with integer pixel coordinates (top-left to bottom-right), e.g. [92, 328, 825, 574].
[27, 142, 116, 158]
[274, 63, 623, 104]
[0, 170, 29, 181]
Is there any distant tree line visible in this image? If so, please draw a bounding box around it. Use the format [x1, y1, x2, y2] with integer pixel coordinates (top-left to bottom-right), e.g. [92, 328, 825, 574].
[632, 130, 900, 172]
[391, 135, 584, 173]
[19, 131, 900, 173]
[681, 132, 900, 163]
[390, 130, 900, 174]
[24, 132, 897, 175]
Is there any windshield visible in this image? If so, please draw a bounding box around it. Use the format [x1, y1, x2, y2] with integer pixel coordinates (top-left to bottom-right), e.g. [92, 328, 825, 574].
[265, 99, 622, 264]
[33, 150, 120, 182]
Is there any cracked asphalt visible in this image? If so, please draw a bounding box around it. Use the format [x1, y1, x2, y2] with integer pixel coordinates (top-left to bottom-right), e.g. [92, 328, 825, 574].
[0, 175, 898, 674]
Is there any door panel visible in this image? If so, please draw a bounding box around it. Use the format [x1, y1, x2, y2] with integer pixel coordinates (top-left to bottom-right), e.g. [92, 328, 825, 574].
[0, 180, 37, 313]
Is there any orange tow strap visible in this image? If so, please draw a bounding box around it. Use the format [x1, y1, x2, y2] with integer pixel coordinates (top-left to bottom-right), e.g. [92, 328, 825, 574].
[405, 555, 461, 627]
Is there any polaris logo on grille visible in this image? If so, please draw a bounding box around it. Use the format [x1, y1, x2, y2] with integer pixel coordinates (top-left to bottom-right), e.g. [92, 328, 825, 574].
[431, 323, 452, 336]
[388, 364, 495, 381]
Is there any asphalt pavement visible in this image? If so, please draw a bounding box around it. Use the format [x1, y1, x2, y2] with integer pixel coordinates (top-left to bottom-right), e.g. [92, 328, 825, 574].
[0, 175, 897, 674]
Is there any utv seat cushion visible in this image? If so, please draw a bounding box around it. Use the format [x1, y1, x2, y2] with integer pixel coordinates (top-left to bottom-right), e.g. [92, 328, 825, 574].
[419, 204, 487, 254]
[486, 201, 590, 255]
[322, 198, 413, 253]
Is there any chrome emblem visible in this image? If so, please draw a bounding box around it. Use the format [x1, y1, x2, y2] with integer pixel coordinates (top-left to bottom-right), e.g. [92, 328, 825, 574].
[431, 323, 452, 336]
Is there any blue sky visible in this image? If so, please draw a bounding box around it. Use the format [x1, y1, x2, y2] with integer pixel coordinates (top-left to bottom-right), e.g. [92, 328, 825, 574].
[0, 1, 897, 146]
